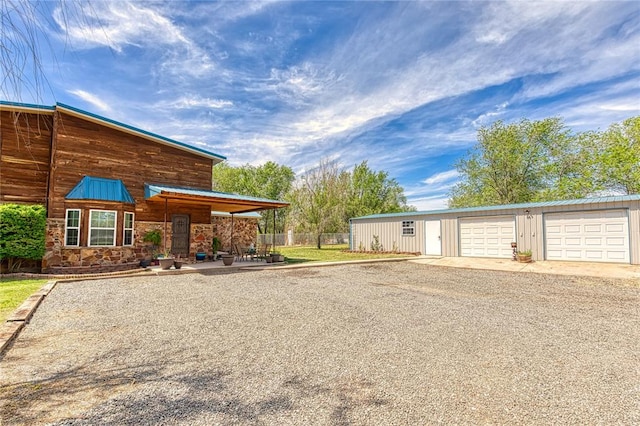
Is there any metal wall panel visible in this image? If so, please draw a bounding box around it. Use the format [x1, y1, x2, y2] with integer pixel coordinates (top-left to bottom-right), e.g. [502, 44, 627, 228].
[351, 199, 640, 264]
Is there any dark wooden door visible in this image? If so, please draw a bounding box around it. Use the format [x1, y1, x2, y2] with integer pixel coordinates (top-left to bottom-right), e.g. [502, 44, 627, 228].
[171, 214, 190, 257]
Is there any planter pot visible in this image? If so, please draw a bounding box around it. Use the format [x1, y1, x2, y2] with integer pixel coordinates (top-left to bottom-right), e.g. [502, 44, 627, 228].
[195, 252, 206, 261]
[265, 255, 273, 263]
[159, 258, 175, 270]
[221, 255, 234, 266]
[517, 254, 532, 263]
[278, 254, 285, 262]
[271, 253, 282, 263]
[140, 259, 151, 268]
[174, 261, 183, 269]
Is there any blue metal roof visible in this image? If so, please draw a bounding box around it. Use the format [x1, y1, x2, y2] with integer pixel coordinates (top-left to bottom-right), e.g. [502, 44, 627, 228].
[352, 194, 640, 220]
[0, 100, 55, 112]
[66, 176, 135, 203]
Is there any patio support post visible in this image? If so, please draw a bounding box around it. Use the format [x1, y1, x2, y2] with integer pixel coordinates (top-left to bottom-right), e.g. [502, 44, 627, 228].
[163, 198, 168, 253]
[230, 213, 234, 252]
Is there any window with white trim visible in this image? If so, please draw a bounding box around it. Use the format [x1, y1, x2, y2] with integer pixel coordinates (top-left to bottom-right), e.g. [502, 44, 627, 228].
[402, 220, 415, 236]
[123, 212, 134, 246]
[89, 210, 117, 246]
[65, 209, 81, 246]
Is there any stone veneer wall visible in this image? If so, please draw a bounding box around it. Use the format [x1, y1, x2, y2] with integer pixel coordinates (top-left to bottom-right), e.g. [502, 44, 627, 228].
[42, 217, 255, 272]
[212, 217, 258, 252]
[135, 221, 170, 259]
[190, 223, 214, 256]
[43, 218, 138, 273]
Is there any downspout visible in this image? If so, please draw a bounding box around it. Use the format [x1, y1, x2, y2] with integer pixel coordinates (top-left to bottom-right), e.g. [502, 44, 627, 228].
[273, 209, 276, 251]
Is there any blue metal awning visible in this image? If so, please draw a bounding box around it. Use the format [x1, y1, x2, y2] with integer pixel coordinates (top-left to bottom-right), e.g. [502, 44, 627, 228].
[66, 176, 135, 203]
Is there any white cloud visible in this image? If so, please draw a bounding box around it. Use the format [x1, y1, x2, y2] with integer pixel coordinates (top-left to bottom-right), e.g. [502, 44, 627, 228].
[270, 0, 638, 151]
[168, 96, 233, 110]
[267, 63, 342, 106]
[472, 102, 510, 128]
[409, 196, 450, 212]
[53, 2, 187, 52]
[67, 89, 111, 113]
[53, 2, 215, 77]
[423, 170, 459, 186]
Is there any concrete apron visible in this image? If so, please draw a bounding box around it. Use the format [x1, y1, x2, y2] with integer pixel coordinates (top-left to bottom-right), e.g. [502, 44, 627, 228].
[410, 256, 640, 280]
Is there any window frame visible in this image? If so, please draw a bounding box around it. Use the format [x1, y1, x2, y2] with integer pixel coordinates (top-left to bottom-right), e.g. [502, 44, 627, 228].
[88, 209, 117, 247]
[402, 220, 415, 236]
[123, 212, 135, 246]
[64, 209, 81, 247]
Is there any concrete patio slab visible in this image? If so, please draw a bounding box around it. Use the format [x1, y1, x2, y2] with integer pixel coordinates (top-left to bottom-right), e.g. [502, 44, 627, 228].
[411, 256, 640, 280]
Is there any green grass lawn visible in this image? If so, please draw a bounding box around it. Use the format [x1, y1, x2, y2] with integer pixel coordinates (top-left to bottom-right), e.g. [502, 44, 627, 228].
[0, 278, 48, 322]
[277, 244, 412, 264]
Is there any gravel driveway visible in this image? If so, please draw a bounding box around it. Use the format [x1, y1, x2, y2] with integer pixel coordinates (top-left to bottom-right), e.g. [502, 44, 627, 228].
[1, 262, 639, 425]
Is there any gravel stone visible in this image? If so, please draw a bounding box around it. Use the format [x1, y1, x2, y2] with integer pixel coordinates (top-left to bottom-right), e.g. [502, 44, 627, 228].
[1, 262, 639, 425]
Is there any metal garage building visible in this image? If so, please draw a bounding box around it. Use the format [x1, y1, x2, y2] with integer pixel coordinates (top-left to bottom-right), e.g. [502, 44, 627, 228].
[350, 195, 640, 264]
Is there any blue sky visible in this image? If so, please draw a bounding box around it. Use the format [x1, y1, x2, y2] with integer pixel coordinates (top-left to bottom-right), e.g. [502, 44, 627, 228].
[8, 1, 640, 209]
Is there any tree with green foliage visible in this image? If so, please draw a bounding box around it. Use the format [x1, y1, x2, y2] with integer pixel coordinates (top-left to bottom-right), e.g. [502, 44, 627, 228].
[345, 160, 414, 220]
[597, 116, 640, 195]
[287, 160, 348, 249]
[0, 204, 46, 272]
[449, 117, 599, 207]
[211, 161, 295, 234]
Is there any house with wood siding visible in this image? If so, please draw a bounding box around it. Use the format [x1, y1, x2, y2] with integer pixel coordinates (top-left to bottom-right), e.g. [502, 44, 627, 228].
[0, 101, 287, 273]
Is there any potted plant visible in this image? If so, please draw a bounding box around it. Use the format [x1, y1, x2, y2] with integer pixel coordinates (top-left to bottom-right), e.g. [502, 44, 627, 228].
[158, 249, 174, 269]
[517, 250, 533, 263]
[212, 236, 221, 253]
[271, 252, 284, 262]
[174, 254, 183, 269]
[143, 230, 162, 247]
[143, 230, 162, 265]
[221, 253, 235, 266]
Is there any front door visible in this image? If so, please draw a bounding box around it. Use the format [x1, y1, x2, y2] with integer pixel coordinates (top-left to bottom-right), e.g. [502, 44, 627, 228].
[171, 214, 190, 257]
[425, 219, 442, 256]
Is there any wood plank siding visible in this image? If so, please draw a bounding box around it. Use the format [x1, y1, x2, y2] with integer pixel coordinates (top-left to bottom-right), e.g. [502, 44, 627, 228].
[0, 111, 53, 204]
[50, 112, 214, 222]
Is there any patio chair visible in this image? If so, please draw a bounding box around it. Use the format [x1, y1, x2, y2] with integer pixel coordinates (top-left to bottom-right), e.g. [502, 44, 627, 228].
[256, 244, 271, 261]
[246, 244, 257, 261]
[234, 243, 248, 262]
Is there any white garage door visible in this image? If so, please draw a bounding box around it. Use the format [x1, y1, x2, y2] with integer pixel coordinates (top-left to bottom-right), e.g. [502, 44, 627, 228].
[459, 216, 515, 258]
[545, 210, 630, 263]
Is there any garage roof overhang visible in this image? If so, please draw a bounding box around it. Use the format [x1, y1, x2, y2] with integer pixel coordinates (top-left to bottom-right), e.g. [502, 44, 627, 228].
[145, 184, 289, 214]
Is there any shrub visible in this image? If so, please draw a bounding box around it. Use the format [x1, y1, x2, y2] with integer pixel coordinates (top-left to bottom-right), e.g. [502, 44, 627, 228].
[0, 204, 46, 271]
[370, 235, 383, 252]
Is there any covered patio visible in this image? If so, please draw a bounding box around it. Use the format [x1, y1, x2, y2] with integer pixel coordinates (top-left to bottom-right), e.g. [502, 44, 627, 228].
[144, 184, 289, 258]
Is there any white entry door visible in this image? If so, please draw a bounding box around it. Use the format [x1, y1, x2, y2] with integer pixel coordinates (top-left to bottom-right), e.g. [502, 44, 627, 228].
[459, 216, 515, 258]
[544, 210, 630, 263]
[425, 220, 441, 256]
